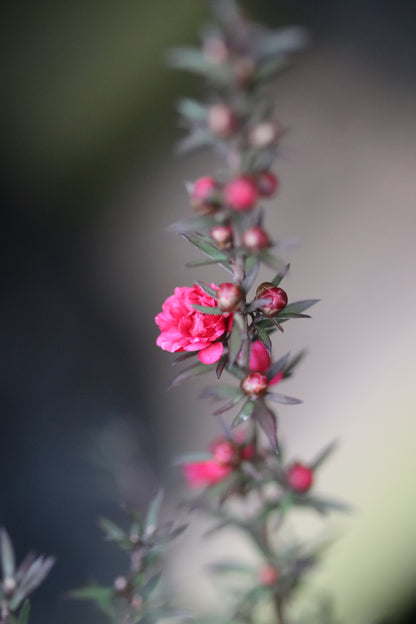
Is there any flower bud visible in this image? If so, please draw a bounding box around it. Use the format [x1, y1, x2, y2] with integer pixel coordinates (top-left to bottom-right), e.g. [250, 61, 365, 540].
[217, 283, 245, 312]
[190, 176, 220, 214]
[287, 462, 314, 493]
[210, 225, 234, 250]
[3, 577, 16, 595]
[212, 440, 239, 466]
[207, 103, 237, 138]
[240, 372, 268, 397]
[250, 121, 280, 148]
[131, 596, 143, 610]
[259, 564, 279, 586]
[114, 576, 128, 593]
[224, 176, 258, 211]
[256, 171, 279, 197]
[256, 283, 288, 317]
[242, 226, 270, 251]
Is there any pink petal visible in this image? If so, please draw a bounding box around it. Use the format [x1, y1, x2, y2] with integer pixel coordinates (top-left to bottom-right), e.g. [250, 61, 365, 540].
[249, 341, 271, 372]
[198, 342, 224, 364]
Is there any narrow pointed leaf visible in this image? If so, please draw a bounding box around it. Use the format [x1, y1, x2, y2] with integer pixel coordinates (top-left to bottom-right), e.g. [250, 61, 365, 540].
[141, 572, 161, 598]
[145, 490, 164, 536]
[280, 299, 320, 315]
[242, 256, 260, 291]
[256, 324, 272, 353]
[228, 313, 244, 365]
[232, 400, 255, 427]
[182, 233, 233, 272]
[253, 401, 279, 452]
[267, 392, 303, 405]
[266, 352, 290, 381]
[195, 281, 218, 298]
[70, 585, 113, 616]
[169, 361, 215, 388]
[177, 98, 207, 121]
[200, 386, 242, 401]
[172, 351, 197, 365]
[259, 249, 285, 270]
[311, 440, 338, 471]
[213, 394, 244, 416]
[99, 518, 126, 543]
[18, 600, 30, 624]
[216, 356, 227, 379]
[192, 304, 224, 315]
[272, 264, 290, 286]
[283, 350, 307, 378]
[0, 529, 16, 579]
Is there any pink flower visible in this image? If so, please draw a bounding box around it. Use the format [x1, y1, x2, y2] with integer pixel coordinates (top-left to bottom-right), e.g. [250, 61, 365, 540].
[183, 436, 255, 489]
[249, 341, 284, 386]
[155, 284, 229, 364]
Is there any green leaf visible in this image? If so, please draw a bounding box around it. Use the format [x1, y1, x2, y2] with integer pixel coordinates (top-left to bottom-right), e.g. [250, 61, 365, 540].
[253, 401, 278, 452]
[256, 324, 272, 353]
[168, 47, 232, 83]
[200, 386, 243, 401]
[242, 256, 260, 292]
[283, 350, 307, 378]
[192, 304, 223, 315]
[195, 282, 218, 298]
[141, 572, 161, 598]
[145, 490, 164, 537]
[169, 360, 215, 388]
[99, 518, 127, 544]
[279, 299, 320, 315]
[228, 313, 244, 365]
[267, 392, 303, 405]
[177, 98, 207, 122]
[0, 528, 16, 579]
[182, 233, 233, 273]
[212, 394, 244, 416]
[311, 440, 338, 471]
[272, 263, 290, 286]
[232, 400, 255, 427]
[70, 585, 114, 616]
[266, 352, 290, 381]
[18, 600, 30, 624]
[209, 561, 253, 575]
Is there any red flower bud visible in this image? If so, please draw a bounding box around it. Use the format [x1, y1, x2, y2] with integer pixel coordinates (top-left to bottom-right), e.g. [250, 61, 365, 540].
[207, 103, 237, 138]
[259, 565, 279, 586]
[242, 226, 270, 251]
[287, 462, 314, 493]
[210, 225, 234, 250]
[256, 171, 279, 198]
[217, 283, 245, 312]
[190, 177, 220, 214]
[250, 121, 280, 148]
[224, 176, 258, 211]
[240, 372, 268, 397]
[212, 440, 239, 466]
[256, 283, 288, 317]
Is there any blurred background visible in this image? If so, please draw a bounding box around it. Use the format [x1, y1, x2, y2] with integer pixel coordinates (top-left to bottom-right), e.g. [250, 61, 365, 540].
[1, 1, 415, 623]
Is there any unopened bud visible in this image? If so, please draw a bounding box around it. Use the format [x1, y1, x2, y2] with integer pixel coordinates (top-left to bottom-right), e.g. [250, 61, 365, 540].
[3, 577, 16, 595]
[241, 372, 268, 397]
[287, 462, 314, 493]
[210, 225, 233, 250]
[256, 171, 279, 198]
[217, 283, 245, 312]
[234, 57, 256, 86]
[250, 121, 280, 148]
[114, 576, 128, 592]
[131, 595, 143, 610]
[224, 176, 258, 211]
[259, 564, 279, 586]
[212, 440, 239, 466]
[190, 176, 220, 215]
[242, 226, 270, 251]
[256, 283, 287, 317]
[207, 104, 237, 138]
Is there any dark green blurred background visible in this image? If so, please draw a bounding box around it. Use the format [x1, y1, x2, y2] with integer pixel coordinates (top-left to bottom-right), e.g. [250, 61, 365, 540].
[0, 2, 415, 623]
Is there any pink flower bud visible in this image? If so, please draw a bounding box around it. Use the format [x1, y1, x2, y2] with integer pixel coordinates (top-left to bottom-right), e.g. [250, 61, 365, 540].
[212, 440, 239, 466]
[242, 226, 270, 251]
[256, 171, 279, 198]
[190, 177, 220, 214]
[249, 342, 284, 386]
[256, 283, 288, 317]
[259, 565, 279, 586]
[287, 462, 314, 493]
[217, 283, 245, 312]
[250, 121, 280, 148]
[207, 104, 237, 138]
[224, 176, 258, 211]
[241, 372, 268, 397]
[210, 225, 234, 250]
